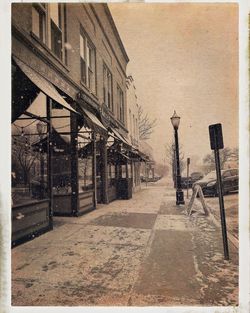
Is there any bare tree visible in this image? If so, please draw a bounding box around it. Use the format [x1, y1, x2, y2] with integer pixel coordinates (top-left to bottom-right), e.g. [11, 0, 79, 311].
[12, 128, 40, 185]
[202, 147, 238, 174]
[138, 105, 157, 140]
[165, 140, 185, 181]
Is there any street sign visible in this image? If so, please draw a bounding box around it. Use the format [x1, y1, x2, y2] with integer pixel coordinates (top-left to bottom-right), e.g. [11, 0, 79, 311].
[209, 123, 224, 150]
[208, 123, 229, 260]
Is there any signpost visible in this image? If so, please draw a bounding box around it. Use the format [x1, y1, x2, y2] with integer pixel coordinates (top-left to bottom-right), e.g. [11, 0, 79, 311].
[186, 157, 190, 199]
[209, 123, 229, 260]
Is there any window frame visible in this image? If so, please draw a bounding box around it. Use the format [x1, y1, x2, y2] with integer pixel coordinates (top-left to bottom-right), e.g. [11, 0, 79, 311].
[117, 84, 124, 124]
[49, 3, 63, 60]
[80, 28, 96, 94]
[32, 3, 46, 43]
[31, 3, 67, 64]
[103, 63, 113, 111]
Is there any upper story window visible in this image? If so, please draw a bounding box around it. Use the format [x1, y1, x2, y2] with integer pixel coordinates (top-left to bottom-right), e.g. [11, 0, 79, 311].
[80, 31, 96, 94]
[50, 3, 63, 60]
[135, 118, 138, 140]
[31, 3, 66, 63]
[117, 85, 124, 124]
[32, 4, 46, 43]
[103, 64, 113, 111]
[129, 109, 132, 134]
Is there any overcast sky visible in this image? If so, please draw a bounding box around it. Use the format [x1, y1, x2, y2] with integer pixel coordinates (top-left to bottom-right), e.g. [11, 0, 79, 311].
[109, 3, 238, 167]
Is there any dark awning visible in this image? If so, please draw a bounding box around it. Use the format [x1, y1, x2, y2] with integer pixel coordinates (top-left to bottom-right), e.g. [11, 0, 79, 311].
[132, 149, 149, 162]
[76, 99, 107, 137]
[13, 57, 77, 114]
[81, 108, 107, 136]
[108, 149, 130, 164]
[109, 127, 131, 150]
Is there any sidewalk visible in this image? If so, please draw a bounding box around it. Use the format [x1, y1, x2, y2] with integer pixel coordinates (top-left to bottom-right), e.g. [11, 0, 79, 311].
[12, 179, 238, 306]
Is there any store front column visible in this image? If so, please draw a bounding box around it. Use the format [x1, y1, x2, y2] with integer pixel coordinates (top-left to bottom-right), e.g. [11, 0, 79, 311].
[100, 137, 109, 204]
[70, 109, 79, 215]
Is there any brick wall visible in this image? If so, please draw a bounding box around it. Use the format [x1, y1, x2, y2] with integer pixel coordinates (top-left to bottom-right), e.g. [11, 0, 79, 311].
[12, 3, 129, 135]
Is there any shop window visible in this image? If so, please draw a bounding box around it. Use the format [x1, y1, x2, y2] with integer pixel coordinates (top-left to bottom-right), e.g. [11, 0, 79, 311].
[111, 164, 116, 178]
[12, 120, 48, 206]
[52, 154, 71, 194]
[32, 4, 46, 43]
[121, 165, 127, 178]
[117, 85, 124, 123]
[103, 63, 113, 111]
[80, 31, 96, 94]
[108, 163, 116, 187]
[78, 137, 93, 192]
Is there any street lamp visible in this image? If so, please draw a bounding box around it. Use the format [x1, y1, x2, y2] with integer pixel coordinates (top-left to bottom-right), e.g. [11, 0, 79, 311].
[170, 111, 185, 205]
[37, 121, 45, 199]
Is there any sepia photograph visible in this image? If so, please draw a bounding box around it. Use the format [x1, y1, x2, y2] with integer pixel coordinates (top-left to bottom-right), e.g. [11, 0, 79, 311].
[0, 0, 249, 311]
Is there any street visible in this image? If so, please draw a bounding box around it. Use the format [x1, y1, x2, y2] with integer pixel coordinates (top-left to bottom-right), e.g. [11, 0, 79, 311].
[12, 178, 238, 306]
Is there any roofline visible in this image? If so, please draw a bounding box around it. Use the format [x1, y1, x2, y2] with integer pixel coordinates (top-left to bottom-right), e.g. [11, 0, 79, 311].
[104, 4, 130, 63]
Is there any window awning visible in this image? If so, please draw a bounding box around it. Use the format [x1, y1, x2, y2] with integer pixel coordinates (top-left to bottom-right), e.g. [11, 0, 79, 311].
[13, 57, 77, 114]
[108, 149, 130, 164]
[109, 127, 131, 149]
[81, 108, 107, 136]
[129, 148, 149, 162]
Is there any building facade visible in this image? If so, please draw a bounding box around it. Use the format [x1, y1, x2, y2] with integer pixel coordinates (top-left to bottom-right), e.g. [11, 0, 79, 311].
[126, 75, 141, 192]
[11, 3, 144, 245]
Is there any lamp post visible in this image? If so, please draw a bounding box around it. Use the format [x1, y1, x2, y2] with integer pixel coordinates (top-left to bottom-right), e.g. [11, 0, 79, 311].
[37, 121, 45, 199]
[170, 111, 185, 205]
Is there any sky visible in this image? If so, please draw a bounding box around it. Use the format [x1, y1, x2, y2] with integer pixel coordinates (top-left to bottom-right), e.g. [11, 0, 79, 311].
[109, 3, 238, 167]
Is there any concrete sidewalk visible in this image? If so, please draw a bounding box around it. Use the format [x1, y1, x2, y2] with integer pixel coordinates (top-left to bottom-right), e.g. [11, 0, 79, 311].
[12, 180, 238, 306]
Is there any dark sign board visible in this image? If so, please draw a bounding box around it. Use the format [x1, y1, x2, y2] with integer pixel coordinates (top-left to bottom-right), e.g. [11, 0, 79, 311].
[209, 123, 224, 150]
[187, 157, 190, 165]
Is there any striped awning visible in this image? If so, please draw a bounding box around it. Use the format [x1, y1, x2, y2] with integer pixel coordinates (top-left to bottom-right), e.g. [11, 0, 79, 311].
[13, 57, 77, 114]
[109, 127, 131, 150]
[81, 108, 107, 135]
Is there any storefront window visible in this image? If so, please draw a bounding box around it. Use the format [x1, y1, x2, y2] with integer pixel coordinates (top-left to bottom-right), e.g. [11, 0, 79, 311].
[108, 163, 116, 187]
[78, 127, 93, 192]
[127, 163, 132, 179]
[78, 156, 93, 192]
[51, 105, 72, 195]
[121, 165, 127, 178]
[12, 120, 48, 206]
[11, 86, 50, 206]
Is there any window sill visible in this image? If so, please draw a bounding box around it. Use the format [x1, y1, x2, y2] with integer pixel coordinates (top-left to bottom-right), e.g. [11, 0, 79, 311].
[103, 104, 115, 116]
[80, 80, 98, 98]
[30, 31, 69, 72]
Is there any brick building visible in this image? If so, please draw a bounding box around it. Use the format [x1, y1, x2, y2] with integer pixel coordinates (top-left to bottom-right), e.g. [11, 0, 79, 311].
[11, 3, 144, 245]
[126, 75, 142, 192]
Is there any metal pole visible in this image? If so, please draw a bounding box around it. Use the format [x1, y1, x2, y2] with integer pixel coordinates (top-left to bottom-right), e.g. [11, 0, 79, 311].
[70, 109, 79, 215]
[186, 160, 189, 199]
[92, 132, 97, 208]
[40, 147, 45, 199]
[214, 148, 229, 260]
[46, 97, 53, 229]
[174, 128, 185, 205]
